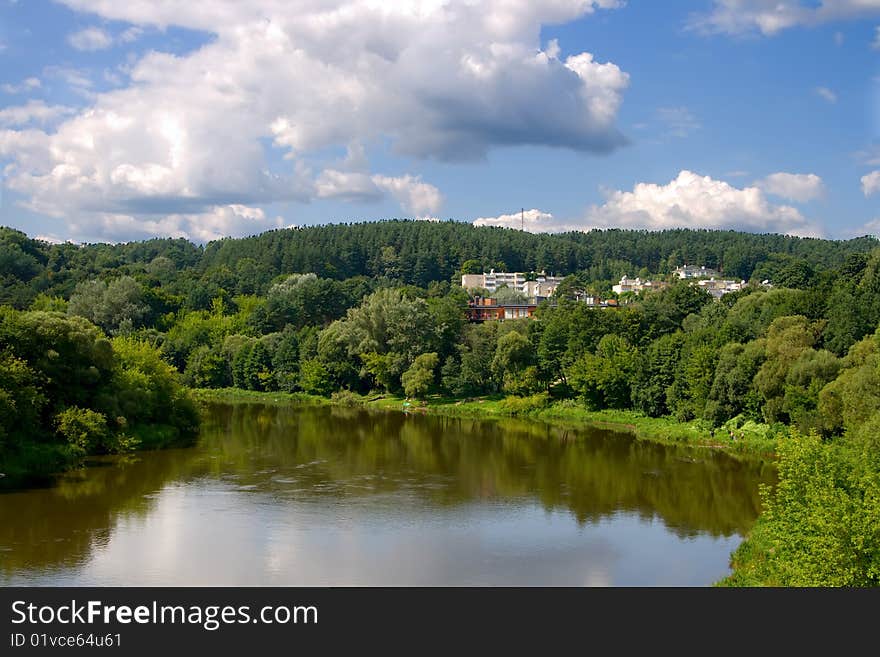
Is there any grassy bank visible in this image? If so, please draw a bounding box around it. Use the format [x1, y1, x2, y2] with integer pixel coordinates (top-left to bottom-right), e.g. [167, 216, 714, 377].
[192, 388, 779, 460]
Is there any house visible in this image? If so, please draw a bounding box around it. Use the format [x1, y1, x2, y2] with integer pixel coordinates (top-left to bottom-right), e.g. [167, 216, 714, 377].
[674, 264, 720, 280]
[696, 278, 746, 299]
[465, 296, 538, 322]
[612, 276, 668, 295]
[461, 269, 564, 297]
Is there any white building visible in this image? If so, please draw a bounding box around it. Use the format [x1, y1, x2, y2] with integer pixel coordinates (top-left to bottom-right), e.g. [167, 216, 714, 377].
[674, 265, 720, 280]
[697, 278, 746, 299]
[461, 269, 563, 297]
[612, 276, 665, 295]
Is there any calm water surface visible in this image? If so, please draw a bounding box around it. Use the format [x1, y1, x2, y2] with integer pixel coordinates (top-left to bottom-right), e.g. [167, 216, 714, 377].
[0, 402, 774, 586]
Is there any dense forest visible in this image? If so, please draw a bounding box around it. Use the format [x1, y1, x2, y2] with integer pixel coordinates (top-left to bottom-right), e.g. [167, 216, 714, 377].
[1, 220, 879, 586]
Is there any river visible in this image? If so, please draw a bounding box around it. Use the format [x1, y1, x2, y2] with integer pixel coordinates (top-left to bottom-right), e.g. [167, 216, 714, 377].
[0, 402, 774, 586]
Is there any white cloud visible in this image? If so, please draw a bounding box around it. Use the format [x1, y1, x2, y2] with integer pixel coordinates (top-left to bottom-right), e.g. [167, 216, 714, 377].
[815, 86, 837, 103]
[3, 0, 630, 242]
[64, 204, 286, 244]
[1, 77, 41, 94]
[0, 101, 75, 127]
[756, 172, 824, 202]
[68, 27, 114, 51]
[852, 218, 880, 237]
[68, 25, 145, 52]
[120, 27, 144, 44]
[43, 66, 93, 96]
[582, 170, 822, 237]
[691, 1, 880, 36]
[657, 106, 700, 138]
[862, 170, 880, 196]
[315, 169, 384, 204]
[470, 172, 822, 236]
[473, 208, 577, 233]
[372, 175, 443, 217]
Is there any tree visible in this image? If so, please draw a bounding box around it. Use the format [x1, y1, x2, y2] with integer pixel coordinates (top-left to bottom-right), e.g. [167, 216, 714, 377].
[818, 329, 880, 435]
[184, 345, 231, 388]
[567, 334, 638, 409]
[491, 330, 535, 394]
[632, 332, 685, 417]
[299, 359, 333, 396]
[402, 352, 439, 399]
[68, 276, 150, 335]
[753, 316, 821, 424]
[723, 431, 880, 586]
[703, 340, 765, 425]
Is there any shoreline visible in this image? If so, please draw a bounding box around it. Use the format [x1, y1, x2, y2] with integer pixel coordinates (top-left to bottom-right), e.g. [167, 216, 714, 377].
[189, 388, 778, 462]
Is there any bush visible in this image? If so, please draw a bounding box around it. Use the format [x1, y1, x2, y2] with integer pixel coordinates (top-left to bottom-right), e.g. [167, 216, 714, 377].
[54, 407, 110, 453]
[299, 359, 334, 396]
[498, 393, 551, 415]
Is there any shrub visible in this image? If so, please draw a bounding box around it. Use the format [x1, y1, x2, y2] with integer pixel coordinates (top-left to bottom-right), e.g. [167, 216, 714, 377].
[54, 407, 110, 453]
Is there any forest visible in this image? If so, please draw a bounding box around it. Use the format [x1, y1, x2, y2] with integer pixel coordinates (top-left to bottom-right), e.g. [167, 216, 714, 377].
[0, 220, 878, 586]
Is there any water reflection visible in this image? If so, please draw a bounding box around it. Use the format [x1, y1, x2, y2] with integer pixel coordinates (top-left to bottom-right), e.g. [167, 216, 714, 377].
[0, 402, 774, 586]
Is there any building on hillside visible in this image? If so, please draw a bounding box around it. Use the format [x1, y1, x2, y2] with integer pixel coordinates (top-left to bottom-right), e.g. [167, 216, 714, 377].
[674, 264, 720, 279]
[461, 269, 563, 297]
[612, 276, 668, 296]
[696, 278, 746, 299]
[465, 296, 537, 322]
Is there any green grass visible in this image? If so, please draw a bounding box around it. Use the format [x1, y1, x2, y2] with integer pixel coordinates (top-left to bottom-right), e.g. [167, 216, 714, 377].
[189, 387, 331, 406]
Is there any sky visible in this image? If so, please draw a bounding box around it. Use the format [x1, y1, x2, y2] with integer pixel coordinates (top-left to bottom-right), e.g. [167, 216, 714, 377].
[0, 0, 878, 244]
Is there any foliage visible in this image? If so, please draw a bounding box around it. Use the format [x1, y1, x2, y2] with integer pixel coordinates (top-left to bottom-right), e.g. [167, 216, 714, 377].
[722, 431, 880, 587]
[68, 276, 150, 335]
[402, 352, 439, 399]
[0, 310, 197, 480]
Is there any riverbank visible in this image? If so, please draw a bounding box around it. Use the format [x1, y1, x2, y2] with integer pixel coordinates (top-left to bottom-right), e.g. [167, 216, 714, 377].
[0, 421, 197, 487]
[190, 388, 779, 461]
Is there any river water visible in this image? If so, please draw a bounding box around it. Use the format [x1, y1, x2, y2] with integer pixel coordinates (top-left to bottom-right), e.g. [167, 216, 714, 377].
[0, 402, 774, 586]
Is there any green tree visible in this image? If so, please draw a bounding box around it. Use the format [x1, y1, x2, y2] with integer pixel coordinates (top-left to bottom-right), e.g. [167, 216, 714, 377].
[68, 276, 150, 335]
[402, 352, 439, 399]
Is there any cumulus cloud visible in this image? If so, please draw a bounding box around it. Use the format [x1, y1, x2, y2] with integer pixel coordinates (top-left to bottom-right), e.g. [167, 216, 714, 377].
[582, 170, 822, 237]
[815, 86, 838, 103]
[315, 169, 443, 216]
[1, 77, 41, 94]
[863, 171, 880, 196]
[68, 27, 114, 51]
[691, 0, 880, 36]
[473, 208, 579, 233]
[756, 172, 825, 202]
[372, 175, 443, 217]
[68, 204, 287, 244]
[2, 0, 629, 242]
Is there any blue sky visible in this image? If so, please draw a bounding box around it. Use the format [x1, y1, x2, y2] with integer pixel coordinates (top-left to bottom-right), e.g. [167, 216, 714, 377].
[0, 0, 878, 243]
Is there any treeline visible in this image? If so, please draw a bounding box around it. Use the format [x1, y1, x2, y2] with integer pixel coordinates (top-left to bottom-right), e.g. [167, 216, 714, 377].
[0, 308, 199, 481]
[2, 222, 876, 307]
